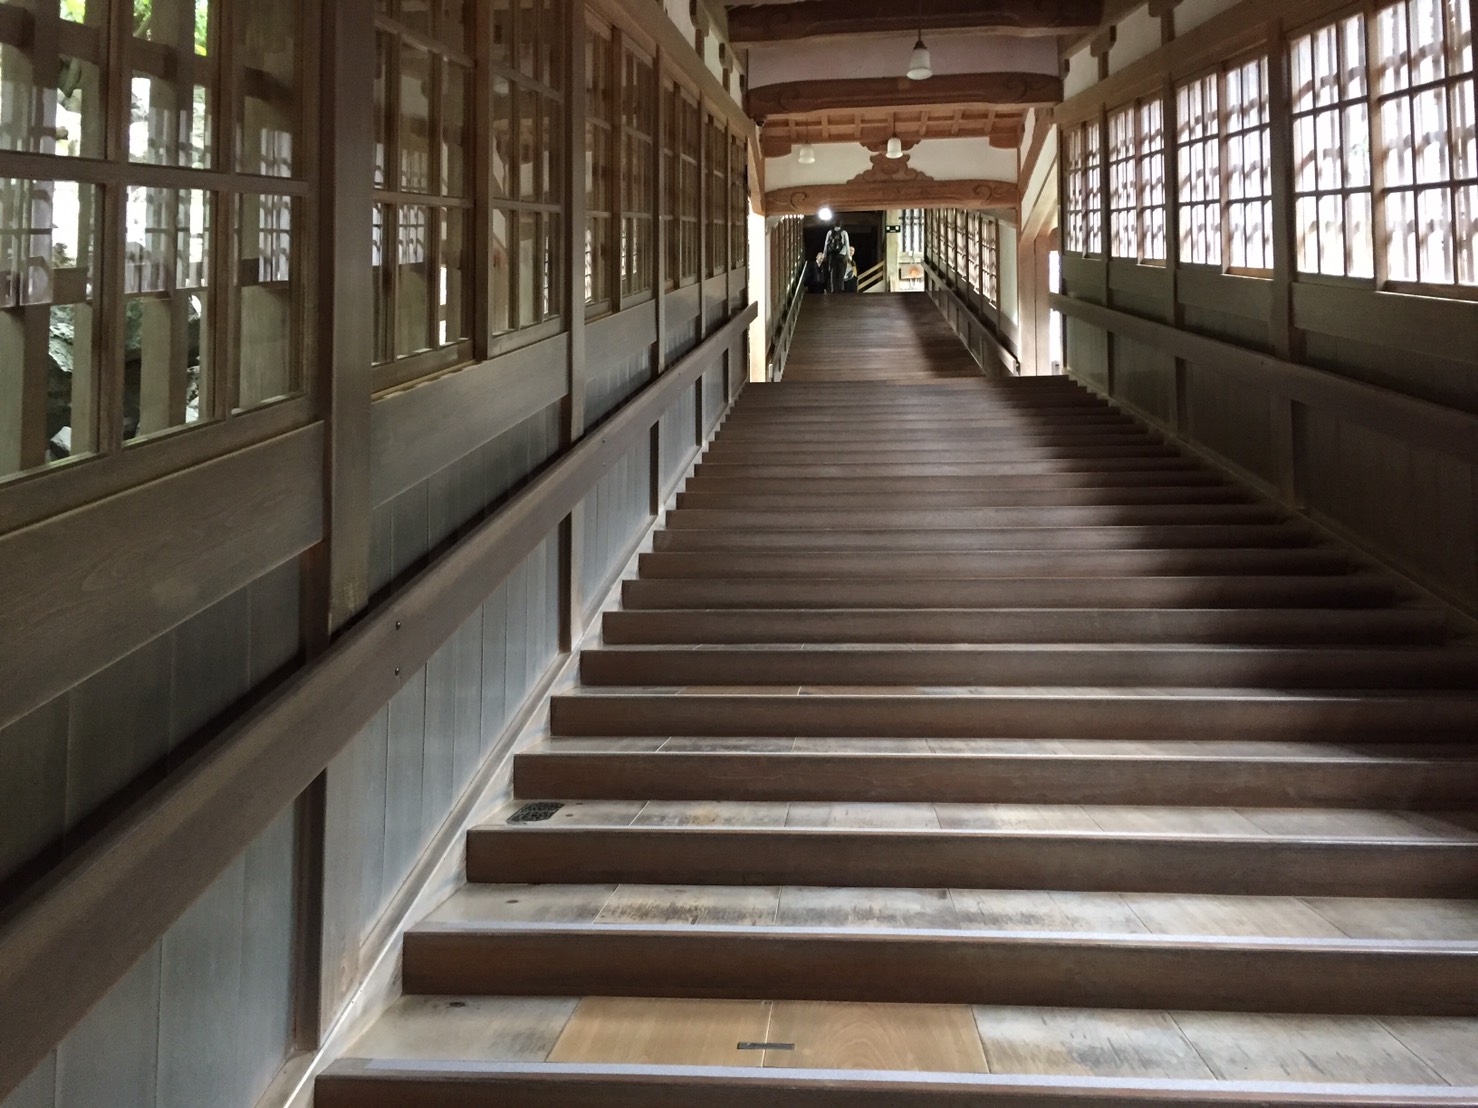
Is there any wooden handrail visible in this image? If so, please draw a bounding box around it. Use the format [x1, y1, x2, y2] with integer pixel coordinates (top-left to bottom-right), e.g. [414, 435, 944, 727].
[857, 260, 888, 292]
[0, 302, 758, 1100]
[925, 260, 1020, 375]
[1050, 292, 1478, 467]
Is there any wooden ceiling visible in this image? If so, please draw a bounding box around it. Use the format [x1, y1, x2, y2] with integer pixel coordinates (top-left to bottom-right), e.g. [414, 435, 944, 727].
[732, 0, 1103, 165]
[728, 0, 1104, 45]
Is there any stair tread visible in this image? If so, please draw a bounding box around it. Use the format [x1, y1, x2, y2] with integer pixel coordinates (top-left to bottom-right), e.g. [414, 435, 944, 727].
[482, 799, 1478, 841]
[422, 884, 1478, 942]
[535, 737, 1478, 758]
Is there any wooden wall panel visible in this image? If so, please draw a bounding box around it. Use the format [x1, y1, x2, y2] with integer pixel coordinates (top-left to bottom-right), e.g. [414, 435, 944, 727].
[1183, 363, 1280, 486]
[1065, 315, 1110, 390]
[702, 362, 726, 431]
[659, 383, 699, 493]
[665, 312, 701, 366]
[580, 439, 654, 619]
[4, 808, 297, 1108]
[0, 427, 324, 734]
[1111, 335, 1176, 426]
[369, 338, 568, 508]
[586, 348, 655, 428]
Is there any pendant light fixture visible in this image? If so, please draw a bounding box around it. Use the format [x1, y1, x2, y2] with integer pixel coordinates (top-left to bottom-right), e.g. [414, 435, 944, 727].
[906, 31, 932, 80]
[885, 136, 904, 159]
[797, 142, 816, 164]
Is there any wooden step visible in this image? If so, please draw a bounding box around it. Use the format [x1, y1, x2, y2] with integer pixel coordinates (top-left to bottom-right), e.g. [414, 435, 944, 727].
[513, 749, 1478, 808]
[704, 433, 1167, 456]
[600, 607, 1448, 645]
[676, 486, 1253, 509]
[577, 645, 1478, 691]
[635, 548, 1350, 579]
[548, 691, 1478, 740]
[684, 471, 1230, 493]
[465, 825, 1478, 898]
[319, 1057, 1478, 1108]
[651, 524, 1311, 553]
[398, 920, 1478, 1014]
[664, 504, 1282, 531]
[619, 575, 1398, 610]
[700, 444, 1183, 465]
[692, 458, 1203, 479]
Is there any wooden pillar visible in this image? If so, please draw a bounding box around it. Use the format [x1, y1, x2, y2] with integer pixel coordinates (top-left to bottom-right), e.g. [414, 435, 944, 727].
[562, 0, 589, 649]
[1265, 17, 1303, 506]
[310, 0, 377, 1042]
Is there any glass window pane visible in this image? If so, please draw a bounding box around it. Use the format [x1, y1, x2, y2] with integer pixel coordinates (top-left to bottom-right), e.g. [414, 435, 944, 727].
[400, 41, 432, 192]
[125, 185, 211, 440]
[130, 0, 213, 167]
[490, 206, 511, 335]
[236, 193, 299, 408]
[237, 0, 299, 176]
[0, 177, 97, 476]
[395, 203, 430, 356]
[438, 206, 466, 344]
[442, 60, 469, 196]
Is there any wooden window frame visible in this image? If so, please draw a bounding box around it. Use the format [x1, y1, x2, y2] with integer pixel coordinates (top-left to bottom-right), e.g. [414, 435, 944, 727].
[0, 0, 315, 491]
[617, 37, 655, 304]
[1064, 120, 1104, 256]
[1370, 0, 1477, 292]
[371, 1, 477, 392]
[1109, 97, 1168, 263]
[1176, 69, 1225, 267]
[1290, 9, 1376, 280]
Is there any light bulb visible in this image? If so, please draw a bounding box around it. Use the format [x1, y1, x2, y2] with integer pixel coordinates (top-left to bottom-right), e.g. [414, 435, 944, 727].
[907, 35, 932, 81]
[797, 143, 816, 164]
[817, 206, 834, 222]
[885, 136, 903, 158]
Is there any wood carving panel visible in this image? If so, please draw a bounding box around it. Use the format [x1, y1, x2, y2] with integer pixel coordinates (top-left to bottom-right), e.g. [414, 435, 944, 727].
[747, 73, 1065, 121]
[728, 0, 1104, 44]
[765, 179, 1021, 214]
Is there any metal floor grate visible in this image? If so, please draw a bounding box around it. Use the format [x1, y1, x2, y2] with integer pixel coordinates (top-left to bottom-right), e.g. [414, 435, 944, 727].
[506, 802, 564, 824]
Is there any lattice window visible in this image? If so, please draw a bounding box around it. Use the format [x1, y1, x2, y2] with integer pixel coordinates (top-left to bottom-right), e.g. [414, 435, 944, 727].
[1225, 56, 1274, 270]
[480, 0, 563, 340]
[1109, 106, 1139, 258]
[730, 135, 747, 273]
[982, 215, 1000, 305]
[1291, 13, 1374, 277]
[705, 112, 727, 276]
[1374, 0, 1477, 286]
[675, 90, 700, 284]
[585, 21, 614, 309]
[373, 0, 476, 381]
[1177, 72, 1223, 265]
[900, 208, 923, 255]
[1064, 121, 1103, 255]
[0, 0, 307, 480]
[1139, 99, 1169, 261]
[618, 41, 654, 299]
[1108, 99, 1168, 261]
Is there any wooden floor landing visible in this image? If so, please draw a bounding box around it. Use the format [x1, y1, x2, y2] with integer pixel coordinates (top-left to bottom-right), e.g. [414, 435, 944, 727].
[320, 294, 1478, 1106]
[782, 292, 981, 382]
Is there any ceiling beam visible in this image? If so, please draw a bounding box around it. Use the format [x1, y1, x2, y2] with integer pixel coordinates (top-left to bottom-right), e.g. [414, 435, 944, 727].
[728, 0, 1104, 45]
[766, 179, 1021, 215]
[747, 72, 1064, 120]
[760, 118, 1025, 157]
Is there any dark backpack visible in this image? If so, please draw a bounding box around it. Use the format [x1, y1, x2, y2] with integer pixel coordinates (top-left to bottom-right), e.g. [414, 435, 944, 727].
[824, 229, 848, 260]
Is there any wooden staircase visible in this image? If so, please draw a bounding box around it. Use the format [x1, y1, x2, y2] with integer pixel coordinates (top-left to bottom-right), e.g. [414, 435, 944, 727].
[319, 296, 1478, 1106]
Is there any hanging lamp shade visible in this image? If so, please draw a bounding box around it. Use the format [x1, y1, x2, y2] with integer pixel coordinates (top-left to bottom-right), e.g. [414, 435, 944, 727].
[885, 136, 904, 158]
[797, 142, 817, 164]
[906, 35, 932, 80]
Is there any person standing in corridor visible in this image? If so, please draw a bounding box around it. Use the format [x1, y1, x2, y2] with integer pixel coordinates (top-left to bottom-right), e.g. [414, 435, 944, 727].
[823, 222, 851, 293]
